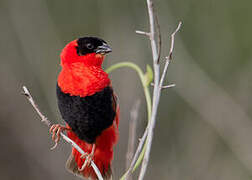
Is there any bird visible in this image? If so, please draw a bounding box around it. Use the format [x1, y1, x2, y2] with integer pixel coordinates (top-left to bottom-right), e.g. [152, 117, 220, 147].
[49, 37, 119, 180]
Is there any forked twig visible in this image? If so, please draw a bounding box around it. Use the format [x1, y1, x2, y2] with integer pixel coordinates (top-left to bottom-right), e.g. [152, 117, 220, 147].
[159, 22, 182, 89]
[22, 86, 103, 180]
[138, 0, 182, 179]
[123, 128, 148, 180]
[168, 21, 182, 61]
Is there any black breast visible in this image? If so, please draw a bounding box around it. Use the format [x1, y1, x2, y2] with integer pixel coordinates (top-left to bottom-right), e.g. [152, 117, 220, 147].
[56, 84, 116, 144]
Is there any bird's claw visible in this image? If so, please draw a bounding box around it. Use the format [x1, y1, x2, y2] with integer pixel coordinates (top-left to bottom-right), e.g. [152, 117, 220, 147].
[49, 124, 69, 150]
[80, 152, 88, 159]
[78, 153, 94, 171]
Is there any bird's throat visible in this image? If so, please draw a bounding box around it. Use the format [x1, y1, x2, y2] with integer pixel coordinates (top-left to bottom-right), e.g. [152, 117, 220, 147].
[58, 62, 110, 97]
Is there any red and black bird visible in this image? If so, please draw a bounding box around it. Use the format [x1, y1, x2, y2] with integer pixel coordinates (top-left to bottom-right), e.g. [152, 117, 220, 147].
[50, 37, 119, 180]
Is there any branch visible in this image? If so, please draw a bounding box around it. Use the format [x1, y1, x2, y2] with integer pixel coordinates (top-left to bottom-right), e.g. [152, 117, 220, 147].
[151, 83, 176, 89]
[106, 5, 181, 179]
[125, 100, 141, 180]
[154, 13, 162, 64]
[121, 127, 148, 180]
[162, 84, 176, 89]
[138, 2, 182, 179]
[22, 86, 104, 180]
[135, 30, 151, 37]
[138, 0, 161, 179]
[126, 100, 141, 167]
[168, 21, 182, 60]
[159, 22, 182, 89]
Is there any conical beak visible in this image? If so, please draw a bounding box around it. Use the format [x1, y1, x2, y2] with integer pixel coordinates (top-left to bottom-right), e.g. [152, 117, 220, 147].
[95, 43, 112, 54]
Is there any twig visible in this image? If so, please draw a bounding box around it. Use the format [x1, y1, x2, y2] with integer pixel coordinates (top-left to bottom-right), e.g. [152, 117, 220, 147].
[138, 0, 160, 179]
[138, 1, 182, 179]
[126, 100, 141, 180]
[168, 21, 182, 60]
[151, 83, 176, 89]
[154, 13, 162, 63]
[162, 84, 176, 89]
[22, 86, 103, 180]
[159, 22, 182, 89]
[122, 127, 148, 180]
[22, 89, 51, 127]
[136, 30, 151, 37]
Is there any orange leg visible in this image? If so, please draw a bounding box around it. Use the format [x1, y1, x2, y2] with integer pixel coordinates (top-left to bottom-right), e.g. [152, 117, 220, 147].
[78, 144, 96, 171]
[49, 124, 70, 150]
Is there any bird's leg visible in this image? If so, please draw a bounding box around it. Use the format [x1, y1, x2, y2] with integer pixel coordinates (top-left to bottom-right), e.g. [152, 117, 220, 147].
[49, 124, 70, 150]
[78, 144, 96, 171]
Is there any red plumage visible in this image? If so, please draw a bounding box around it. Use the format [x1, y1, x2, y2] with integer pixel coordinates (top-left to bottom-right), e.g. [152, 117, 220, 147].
[56, 38, 119, 179]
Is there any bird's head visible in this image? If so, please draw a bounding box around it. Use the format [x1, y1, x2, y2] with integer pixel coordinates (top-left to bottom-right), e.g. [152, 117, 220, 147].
[60, 37, 112, 66]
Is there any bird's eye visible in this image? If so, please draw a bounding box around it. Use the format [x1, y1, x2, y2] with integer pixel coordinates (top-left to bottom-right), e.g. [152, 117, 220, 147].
[86, 43, 94, 49]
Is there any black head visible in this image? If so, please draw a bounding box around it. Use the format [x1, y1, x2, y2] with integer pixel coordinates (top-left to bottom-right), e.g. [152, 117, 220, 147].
[76, 37, 112, 56]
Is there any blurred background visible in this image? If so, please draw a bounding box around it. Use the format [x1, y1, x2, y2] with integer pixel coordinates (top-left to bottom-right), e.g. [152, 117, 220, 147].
[1, 0, 252, 179]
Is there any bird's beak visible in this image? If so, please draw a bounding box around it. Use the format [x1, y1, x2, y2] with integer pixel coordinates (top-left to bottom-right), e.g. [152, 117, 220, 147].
[95, 43, 112, 54]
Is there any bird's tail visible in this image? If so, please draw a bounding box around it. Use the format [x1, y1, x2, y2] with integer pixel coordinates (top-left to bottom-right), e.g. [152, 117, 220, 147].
[65, 116, 119, 180]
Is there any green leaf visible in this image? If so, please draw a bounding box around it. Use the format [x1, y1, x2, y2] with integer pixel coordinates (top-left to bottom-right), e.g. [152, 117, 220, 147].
[144, 64, 153, 86]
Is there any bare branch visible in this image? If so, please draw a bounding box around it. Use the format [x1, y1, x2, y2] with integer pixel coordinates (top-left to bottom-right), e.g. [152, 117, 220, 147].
[162, 83, 176, 89]
[168, 21, 182, 60]
[154, 13, 162, 64]
[159, 59, 170, 89]
[159, 22, 182, 89]
[135, 30, 151, 37]
[151, 83, 176, 89]
[22, 86, 103, 180]
[138, 0, 161, 179]
[22, 87, 51, 127]
[123, 127, 148, 180]
[126, 100, 141, 180]
[138, 3, 182, 180]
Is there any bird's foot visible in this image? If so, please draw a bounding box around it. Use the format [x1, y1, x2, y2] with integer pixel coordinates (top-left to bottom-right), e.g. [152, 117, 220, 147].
[49, 124, 70, 150]
[78, 144, 96, 171]
[78, 153, 94, 171]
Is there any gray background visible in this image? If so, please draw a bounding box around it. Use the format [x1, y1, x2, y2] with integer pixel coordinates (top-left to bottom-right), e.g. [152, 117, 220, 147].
[1, 0, 252, 179]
